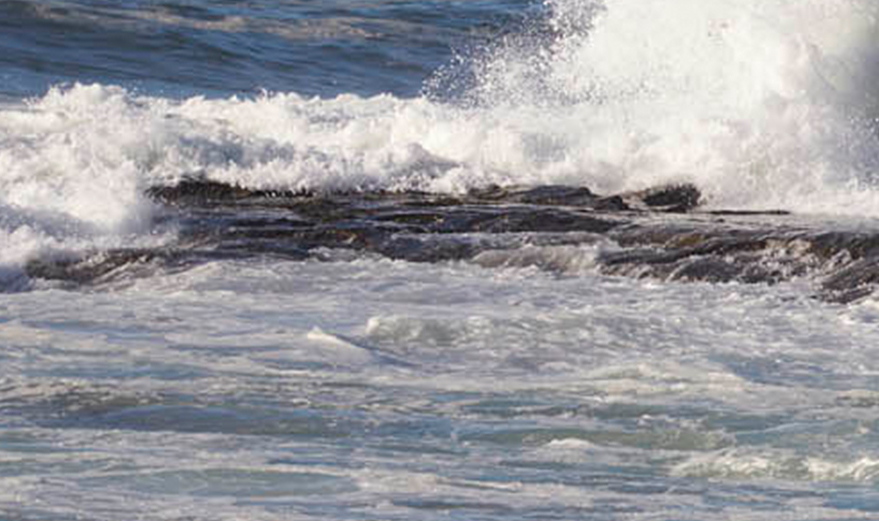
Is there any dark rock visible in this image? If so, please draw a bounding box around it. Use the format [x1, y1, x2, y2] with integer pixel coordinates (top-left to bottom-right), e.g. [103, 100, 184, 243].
[19, 181, 879, 304]
[594, 195, 630, 211]
[819, 258, 879, 303]
[470, 209, 618, 234]
[622, 183, 702, 213]
[642, 184, 701, 211]
[146, 178, 303, 205]
[491, 185, 598, 206]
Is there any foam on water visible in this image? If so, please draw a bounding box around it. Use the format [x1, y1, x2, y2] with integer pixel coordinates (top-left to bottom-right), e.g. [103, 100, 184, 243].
[3, 0, 879, 277]
[673, 450, 879, 483]
[0, 85, 166, 284]
[8, 2, 879, 519]
[3, 255, 879, 519]
[461, 0, 879, 208]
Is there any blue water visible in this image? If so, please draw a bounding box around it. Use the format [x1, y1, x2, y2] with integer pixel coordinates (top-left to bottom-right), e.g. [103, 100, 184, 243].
[4, 1, 879, 520]
[0, 0, 527, 99]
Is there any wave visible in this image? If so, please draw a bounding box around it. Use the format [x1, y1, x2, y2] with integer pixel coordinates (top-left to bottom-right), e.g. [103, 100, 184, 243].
[453, 0, 879, 210]
[3, 0, 879, 283]
[672, 448, 879, 483]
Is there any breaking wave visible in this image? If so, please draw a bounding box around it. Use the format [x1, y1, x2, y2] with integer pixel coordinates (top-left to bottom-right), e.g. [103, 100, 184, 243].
[3, 0, 879, 282]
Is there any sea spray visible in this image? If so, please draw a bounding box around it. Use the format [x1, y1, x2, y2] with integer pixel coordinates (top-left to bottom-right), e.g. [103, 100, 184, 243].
[4, 0, 879, 284]
[0, 85, 161, 285]
[6, 0, 879, 218]
[454, 0, 879, 211]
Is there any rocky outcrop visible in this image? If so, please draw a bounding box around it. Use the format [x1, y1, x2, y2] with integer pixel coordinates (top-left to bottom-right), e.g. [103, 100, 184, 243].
[26, 180, 879, 303]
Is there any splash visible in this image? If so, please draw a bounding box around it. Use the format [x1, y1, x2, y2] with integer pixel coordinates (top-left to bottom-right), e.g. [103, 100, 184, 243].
[4, 0, 879, 282]
[457, 0, 879, 211]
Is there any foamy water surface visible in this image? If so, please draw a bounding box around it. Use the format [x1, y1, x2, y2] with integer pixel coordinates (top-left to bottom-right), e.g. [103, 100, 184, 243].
[3, 0, 879, 519]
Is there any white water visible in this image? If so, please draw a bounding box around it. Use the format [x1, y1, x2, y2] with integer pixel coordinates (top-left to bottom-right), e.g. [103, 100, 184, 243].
[3, 0, 879, 273]
[3, 257, 879, 520]
[6, 2, 879, 520]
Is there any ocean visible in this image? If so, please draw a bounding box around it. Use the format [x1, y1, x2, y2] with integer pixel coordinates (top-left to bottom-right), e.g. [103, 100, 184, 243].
[3, 0, 879, 519]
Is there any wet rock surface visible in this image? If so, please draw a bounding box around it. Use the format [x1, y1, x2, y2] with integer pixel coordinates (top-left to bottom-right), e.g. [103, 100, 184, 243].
[26, 180, 879, 303]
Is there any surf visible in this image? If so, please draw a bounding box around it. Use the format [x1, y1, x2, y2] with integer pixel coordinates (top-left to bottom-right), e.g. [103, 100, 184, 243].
[452, 0, 879, 213]
[3, 0, 879, 289]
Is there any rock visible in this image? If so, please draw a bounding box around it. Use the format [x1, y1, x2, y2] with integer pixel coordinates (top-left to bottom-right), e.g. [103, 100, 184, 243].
[623, 183, 701, 213]
[23, 181, 879, 303]
[146, 177, 303, 205]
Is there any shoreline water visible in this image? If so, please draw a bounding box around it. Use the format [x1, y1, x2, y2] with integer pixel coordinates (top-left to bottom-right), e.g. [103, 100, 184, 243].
[4, 1, 879, 520]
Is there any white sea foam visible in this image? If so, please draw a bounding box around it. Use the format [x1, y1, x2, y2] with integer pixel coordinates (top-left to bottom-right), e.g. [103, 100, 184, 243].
[3, 247, 879, 519]
[3, 0, 879, 276]
[673, 449, 879, 483]
[0, 85, 166, 282]
[467, 0, 879, 210]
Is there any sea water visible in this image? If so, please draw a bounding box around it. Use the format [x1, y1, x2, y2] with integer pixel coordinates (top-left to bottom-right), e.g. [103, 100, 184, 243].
[3, 1, 879, 520]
